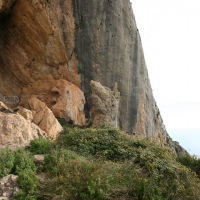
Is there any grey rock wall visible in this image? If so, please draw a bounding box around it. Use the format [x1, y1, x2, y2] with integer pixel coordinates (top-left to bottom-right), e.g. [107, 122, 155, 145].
[74, 0, 167, 144]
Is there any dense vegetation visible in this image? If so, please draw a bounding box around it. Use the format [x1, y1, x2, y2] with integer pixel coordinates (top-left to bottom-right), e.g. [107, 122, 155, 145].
[1, 126, 200, 199]
[0, 149, 38, 199]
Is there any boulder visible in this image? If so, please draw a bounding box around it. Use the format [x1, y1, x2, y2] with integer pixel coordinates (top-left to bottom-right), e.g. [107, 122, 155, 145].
[20, 78, 86, 126]
[0, 112, 45, 148]
[28, 96, 63, 139]
[34, 154, 45, 163]
[0, 175, 19, 200]
[51, 79, 85, 125]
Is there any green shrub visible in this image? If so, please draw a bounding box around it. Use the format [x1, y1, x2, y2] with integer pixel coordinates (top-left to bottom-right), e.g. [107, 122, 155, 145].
[1, 127, 200, 200]
[41, 159, 112, 200]
[177, 154, 200, 178]
[79, 176, 107, 200]
[0, 149, 39, 199]
[0, 149, 15, 178]
[133, 149, 199, 199]
[42, 154, 200, 200]
[57, 126, 147, 161]
[40, 126, 200, 200]
[29, 138, 52, 154]
[13, 150, 38, 199]
[44, 149, 79, 174]
[14, 168, 38, 200]
[13, 150, 36, 174]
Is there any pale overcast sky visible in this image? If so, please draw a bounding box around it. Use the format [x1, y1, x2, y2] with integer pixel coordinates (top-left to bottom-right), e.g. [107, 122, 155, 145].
[131, 0, 200, 155]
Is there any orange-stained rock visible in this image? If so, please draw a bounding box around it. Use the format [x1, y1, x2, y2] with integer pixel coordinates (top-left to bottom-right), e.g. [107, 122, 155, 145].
[0, 0, 80, 106]
[51, 80, 85, 126]
[28, 96, 63, 139]
[21, 78, 86, 126]
[0, 112, 45, 148]
[0, 0, 85, 128]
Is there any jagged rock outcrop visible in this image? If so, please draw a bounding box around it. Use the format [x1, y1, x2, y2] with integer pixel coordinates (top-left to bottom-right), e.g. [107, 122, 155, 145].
[0, 0, 180, 149]
[90, 80, 120, 128]
[28, 96, 63, 139]
[0, 174, 19, 199]
[173, 141, 188, 155]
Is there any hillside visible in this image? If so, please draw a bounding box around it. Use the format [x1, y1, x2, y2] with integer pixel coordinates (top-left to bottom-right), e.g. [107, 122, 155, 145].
[1, 126, 200, 199]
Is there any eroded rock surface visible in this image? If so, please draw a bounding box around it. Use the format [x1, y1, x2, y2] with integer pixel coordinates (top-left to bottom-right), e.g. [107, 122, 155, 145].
[0, 111, 45, 148]
[28, 96, 63, 139]
[0, 174, 19, 199]
[0, 101, 46, 148]
[0, 0, 79, 107]
[21, 79, 85, 126]
[16, 106, 33, 121]
[51, 79, 85, 125]
[90, 80, 120, 128]
[0, 98, 63, 147]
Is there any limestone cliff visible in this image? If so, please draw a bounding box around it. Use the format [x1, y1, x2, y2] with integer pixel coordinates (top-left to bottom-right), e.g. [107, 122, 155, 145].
[0, 0, 178, 149]
[0, 0, 85, 126]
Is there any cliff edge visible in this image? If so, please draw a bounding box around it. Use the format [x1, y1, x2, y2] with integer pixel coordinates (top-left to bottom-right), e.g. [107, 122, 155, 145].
[0, 0, 181, 151]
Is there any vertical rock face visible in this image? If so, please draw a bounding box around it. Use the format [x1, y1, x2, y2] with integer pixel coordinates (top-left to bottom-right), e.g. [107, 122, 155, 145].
[0, 0, 174, 147]
[74, 0, 167, 144]
[0, 0, 86, 125]
[0, 0, 79, 101]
